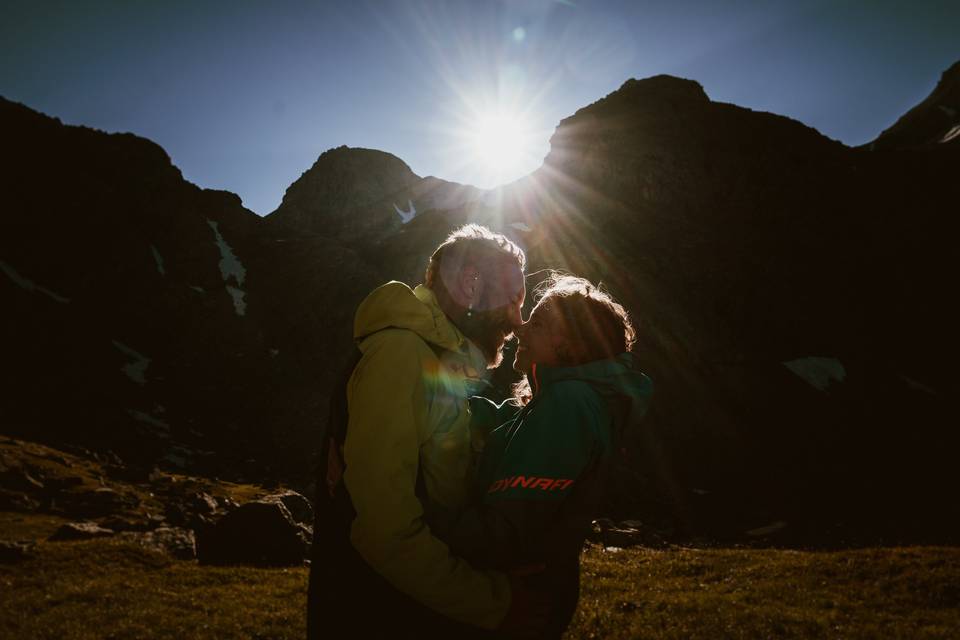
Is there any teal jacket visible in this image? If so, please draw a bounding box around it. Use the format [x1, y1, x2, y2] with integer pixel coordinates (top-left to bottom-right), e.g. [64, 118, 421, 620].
[429, 353, 652, 635]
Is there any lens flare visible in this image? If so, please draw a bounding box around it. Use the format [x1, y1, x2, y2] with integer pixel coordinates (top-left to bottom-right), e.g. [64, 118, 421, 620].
[471, 113, 529, 169]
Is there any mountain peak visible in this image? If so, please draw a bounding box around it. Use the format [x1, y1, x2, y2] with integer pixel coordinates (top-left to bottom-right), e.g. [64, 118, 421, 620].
[870, 59, 960, 150]
[266, 146, 420, 235]
[555, 74, 709, 126]
[615, 75, 710, 103]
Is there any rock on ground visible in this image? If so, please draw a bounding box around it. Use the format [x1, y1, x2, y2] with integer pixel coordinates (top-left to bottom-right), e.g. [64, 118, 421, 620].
[49, 521, 115, 541]
[260, 490, 313, 527]
[119, 527, 197, 561]
[197, 497, 311, 566]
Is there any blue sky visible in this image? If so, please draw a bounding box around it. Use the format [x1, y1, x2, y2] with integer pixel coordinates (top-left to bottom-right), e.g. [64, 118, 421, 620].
[2, 0, 958, 215]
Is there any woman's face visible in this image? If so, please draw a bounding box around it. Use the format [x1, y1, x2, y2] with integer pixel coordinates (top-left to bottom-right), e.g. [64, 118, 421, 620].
[513, 299, 569, 374]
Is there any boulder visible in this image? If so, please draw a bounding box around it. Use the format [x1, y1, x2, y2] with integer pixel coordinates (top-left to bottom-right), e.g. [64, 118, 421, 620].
[119, 527, 196, 560]
[0, 489, 40, 512]
[590, 518, 669, 549]
[197, 499, 310, 566]
[0, 540, 35, 564]
[49, 521, 115, 541]
[261, 490, 313, 527]
[216, 495, 239, 510]
[163, 490, 224, 529]
[188, 491, 220, 515]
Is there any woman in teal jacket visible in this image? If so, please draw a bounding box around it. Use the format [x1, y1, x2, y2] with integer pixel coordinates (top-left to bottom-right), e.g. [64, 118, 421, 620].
[429, 274, 653, 639]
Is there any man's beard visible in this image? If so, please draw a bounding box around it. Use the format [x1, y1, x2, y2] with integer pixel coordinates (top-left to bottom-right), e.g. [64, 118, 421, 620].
[460, 307, 513, 368]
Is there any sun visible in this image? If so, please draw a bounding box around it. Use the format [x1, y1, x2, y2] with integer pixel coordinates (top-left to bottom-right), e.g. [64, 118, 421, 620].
[465, 110, 540, 185]
[436, 88, 550, 189]
[472, 113, 527, 168]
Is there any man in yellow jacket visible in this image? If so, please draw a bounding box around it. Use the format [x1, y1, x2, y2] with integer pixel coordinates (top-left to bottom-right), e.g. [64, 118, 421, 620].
[308, 224, 536, 638]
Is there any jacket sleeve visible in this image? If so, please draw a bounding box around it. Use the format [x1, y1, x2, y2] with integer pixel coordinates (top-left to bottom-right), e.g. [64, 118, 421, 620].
[437, 381, 605, 569]
[342, 330, 511, 629]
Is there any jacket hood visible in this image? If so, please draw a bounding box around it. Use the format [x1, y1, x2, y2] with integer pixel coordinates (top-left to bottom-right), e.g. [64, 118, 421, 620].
[532, 352, 653, 430]
[354, 281, 466, 352]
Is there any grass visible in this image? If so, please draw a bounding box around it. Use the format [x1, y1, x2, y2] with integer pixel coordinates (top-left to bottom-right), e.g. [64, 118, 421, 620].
[1, 537, 307, 640]
[2, 527, 958, 639]
[568, 543, 960, 639]
[0, 511, 71, 540]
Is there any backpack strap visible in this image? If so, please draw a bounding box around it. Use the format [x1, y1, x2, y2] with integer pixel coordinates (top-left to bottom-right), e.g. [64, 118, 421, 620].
[321, 347, 364, 497]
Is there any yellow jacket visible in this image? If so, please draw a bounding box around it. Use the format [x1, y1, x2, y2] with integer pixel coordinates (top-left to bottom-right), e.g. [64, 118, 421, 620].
[342, 281, 511, 629]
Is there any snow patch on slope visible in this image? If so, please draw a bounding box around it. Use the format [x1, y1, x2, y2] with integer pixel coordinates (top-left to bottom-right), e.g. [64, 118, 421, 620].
[206, 219, 247, 316]
[394, 200, 416, 224]
[226, 285, 247, 316]
[783, 357, 846, 391]
[151, 245, 166, 276]
[941, 124, 960, 143]
[127, 409, 170, 434]
[1, 260, 70, 303]
[900, 375, 937, 396]
[112, 341, 151, 385]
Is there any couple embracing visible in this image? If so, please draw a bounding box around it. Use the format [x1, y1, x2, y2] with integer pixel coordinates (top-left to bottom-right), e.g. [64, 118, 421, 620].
[308, 224, 652, 639]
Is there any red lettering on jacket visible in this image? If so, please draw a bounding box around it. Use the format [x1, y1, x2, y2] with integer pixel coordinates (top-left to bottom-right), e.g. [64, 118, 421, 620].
[512, 476, 538, 489]
[486, 475, 575, 494]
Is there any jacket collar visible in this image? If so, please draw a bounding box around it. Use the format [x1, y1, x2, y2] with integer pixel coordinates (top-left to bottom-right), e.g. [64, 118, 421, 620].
[529, 352, 652, 402]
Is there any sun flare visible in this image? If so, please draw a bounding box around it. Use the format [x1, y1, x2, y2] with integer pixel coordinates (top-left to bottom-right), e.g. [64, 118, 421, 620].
[464, 109, 541, 185]
[472, 114, 527, 167]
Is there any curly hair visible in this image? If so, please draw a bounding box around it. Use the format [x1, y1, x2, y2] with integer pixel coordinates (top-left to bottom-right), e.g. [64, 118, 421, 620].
[512, 273, 636, 404]
[538, 273, 636, 358]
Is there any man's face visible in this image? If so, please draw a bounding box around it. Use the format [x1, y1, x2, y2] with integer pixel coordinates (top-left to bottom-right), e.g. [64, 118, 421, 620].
[460, 261, 525, 368]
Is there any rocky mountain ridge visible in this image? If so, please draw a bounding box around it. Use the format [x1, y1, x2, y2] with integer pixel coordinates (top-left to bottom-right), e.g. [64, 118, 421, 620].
[871, 60, 960, 150]
[4, 61, 959, 544]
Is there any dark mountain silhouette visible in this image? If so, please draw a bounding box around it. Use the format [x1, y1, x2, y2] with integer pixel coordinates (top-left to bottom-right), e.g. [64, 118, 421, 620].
[266, 146, 420, 241]
[509, 70, 959, 543]
[0, 98, 380, 480]
[870, 60, 960, 150]
[3, 61, 958, 545]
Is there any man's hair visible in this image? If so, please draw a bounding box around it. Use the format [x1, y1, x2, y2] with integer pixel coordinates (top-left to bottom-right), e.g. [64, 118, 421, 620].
[424, 223, 525, 288]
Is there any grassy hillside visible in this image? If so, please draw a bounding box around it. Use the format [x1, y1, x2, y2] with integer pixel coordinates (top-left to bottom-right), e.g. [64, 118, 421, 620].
[2, 528, 957, 639]
[569, 544, 959, 639]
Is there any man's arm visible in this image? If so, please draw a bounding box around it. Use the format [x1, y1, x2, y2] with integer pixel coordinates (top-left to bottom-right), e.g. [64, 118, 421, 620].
[342, 330, 511, 629]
